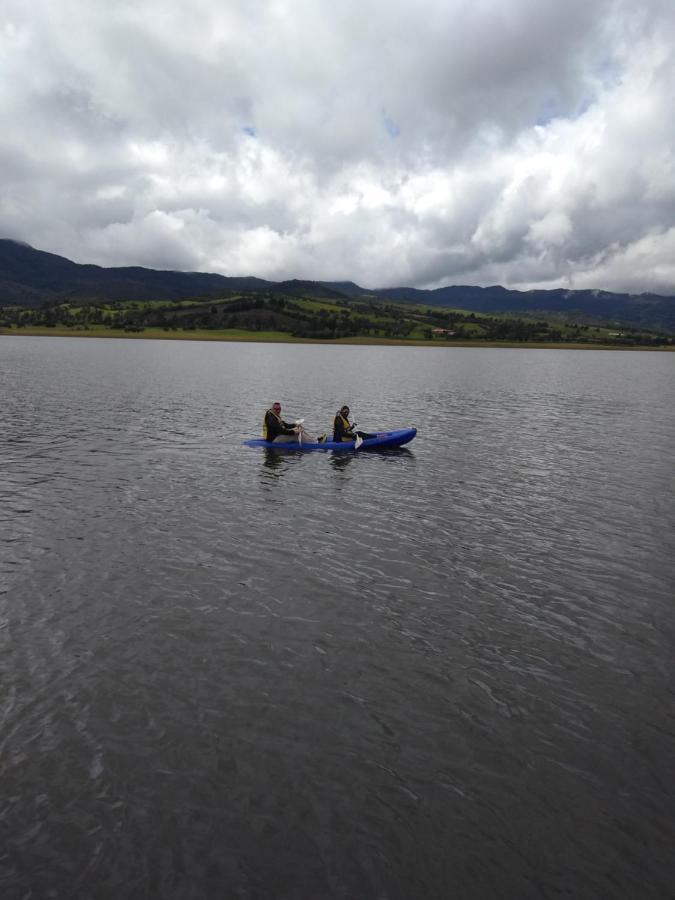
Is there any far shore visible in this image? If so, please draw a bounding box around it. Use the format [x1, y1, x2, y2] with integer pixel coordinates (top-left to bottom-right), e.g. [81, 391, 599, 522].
[1, 325, 673, 351]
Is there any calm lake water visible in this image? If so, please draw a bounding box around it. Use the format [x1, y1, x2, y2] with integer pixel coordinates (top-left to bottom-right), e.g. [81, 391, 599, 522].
[1, 336, 674, 899]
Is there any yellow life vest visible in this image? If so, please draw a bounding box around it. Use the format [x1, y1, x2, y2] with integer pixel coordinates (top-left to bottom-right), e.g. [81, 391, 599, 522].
[263, 409, 282, 439]
[334, 412, 353, 441]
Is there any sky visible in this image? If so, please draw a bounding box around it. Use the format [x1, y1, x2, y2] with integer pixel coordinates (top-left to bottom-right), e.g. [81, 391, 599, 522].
[1, 0, 674, 293]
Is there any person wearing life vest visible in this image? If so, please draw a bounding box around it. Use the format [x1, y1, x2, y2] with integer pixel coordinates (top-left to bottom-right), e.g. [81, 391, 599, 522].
[263, 402, 320, 443]
[332, 405, 375, 443]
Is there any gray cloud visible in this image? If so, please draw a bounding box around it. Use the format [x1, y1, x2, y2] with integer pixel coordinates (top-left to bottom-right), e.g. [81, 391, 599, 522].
[1, 0, 674, 292]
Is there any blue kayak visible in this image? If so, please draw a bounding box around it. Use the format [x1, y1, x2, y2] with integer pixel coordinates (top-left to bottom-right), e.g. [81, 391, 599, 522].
[244, 427, 417, 452]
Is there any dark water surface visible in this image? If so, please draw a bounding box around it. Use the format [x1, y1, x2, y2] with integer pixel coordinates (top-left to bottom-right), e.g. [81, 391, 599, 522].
[1, 336, 674, 899]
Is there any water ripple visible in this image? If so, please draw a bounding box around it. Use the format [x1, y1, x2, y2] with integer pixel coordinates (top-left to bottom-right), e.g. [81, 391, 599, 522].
[1, 337, 674, 898]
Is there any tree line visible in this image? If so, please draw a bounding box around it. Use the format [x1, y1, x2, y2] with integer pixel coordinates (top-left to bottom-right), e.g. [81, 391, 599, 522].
[0, 294, 671, 346]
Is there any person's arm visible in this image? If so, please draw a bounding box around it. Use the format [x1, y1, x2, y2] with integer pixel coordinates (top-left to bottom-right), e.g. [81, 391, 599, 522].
[281, 419, 298, 435]
[265, 411, 294, 440]
[342, 417, 355, 437]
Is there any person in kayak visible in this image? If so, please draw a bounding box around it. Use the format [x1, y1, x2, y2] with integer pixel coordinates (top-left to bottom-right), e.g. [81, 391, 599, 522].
[263, 402, 321, 443]
[332, 405, 376, 443]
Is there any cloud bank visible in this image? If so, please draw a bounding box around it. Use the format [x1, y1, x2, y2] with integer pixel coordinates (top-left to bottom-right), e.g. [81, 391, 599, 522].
[1, 0, 674, 292]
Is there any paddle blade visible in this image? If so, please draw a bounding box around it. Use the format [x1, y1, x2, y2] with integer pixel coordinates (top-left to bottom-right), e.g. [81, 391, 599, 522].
[354, 434, 363, 450]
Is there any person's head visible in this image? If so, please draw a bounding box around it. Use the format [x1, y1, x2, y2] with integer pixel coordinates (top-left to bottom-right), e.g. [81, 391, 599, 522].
[340, 405, 350, 417]
[272, 402, 282, 414]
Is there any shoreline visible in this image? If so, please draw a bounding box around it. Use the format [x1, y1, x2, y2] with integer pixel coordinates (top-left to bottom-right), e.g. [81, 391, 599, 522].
[1, 326, 673, 351]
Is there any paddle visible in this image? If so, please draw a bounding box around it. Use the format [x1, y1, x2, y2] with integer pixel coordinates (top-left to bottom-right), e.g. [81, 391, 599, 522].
[354, 434, 363, 449]
[294, 418, 304, 445]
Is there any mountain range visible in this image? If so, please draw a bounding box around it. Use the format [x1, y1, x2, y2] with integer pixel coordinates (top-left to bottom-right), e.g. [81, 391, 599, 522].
[2, 239, 674, 331]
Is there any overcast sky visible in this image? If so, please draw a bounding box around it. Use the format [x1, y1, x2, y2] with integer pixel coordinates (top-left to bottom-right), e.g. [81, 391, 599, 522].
[1, 0, 674, 292]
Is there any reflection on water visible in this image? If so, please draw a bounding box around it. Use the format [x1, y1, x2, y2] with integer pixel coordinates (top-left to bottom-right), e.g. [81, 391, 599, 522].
[259, 445, 415, 480]
[261, 447, 291, 474]
[1, 337, 675, 900]
[329, 452, 354, 472]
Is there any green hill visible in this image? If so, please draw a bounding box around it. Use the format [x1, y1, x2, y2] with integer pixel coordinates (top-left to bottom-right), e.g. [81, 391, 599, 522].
[1, 239, 674, 334]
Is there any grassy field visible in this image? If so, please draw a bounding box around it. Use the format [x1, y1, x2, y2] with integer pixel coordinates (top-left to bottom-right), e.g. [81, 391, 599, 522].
[4, 289, 672, 348]
[2, 324, 673, 350]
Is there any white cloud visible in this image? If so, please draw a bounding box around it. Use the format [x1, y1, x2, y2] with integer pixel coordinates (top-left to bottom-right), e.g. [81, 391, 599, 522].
[1, 0, 674, 292]
[560, 226, 675, 294]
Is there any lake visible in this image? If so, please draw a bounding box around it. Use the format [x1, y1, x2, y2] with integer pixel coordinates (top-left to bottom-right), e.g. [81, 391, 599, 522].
[1, 336, 674, 899]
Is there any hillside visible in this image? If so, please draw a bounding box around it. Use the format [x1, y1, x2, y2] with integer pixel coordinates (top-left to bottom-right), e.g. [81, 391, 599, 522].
[0, 240, 269, 305]
[1, 239, 675, 332]
[1, 291, 672, 348]
[378, 285, 675, 332]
